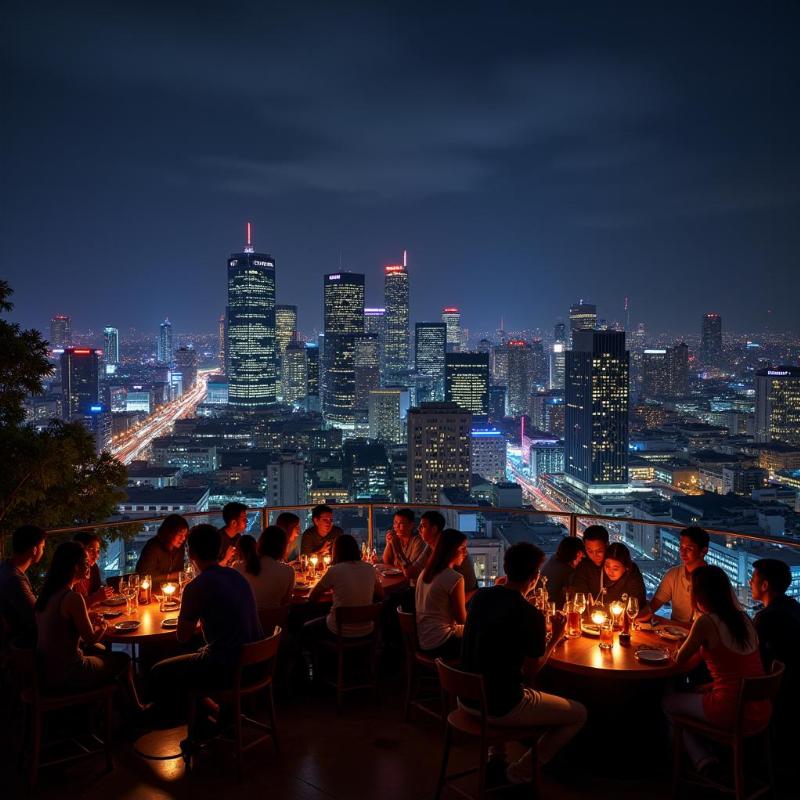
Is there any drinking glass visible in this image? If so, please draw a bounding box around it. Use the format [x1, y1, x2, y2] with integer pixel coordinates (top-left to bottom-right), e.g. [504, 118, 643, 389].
[599, 619, 614, 650]
[573, 592, 587, 618]
[626, 596, 640, 630]
[565, 601, 582, 638]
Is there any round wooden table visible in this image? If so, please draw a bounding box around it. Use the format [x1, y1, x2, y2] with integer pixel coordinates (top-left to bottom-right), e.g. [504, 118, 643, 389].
[101, 601, 180, 643]
[291, 563, 409, 603]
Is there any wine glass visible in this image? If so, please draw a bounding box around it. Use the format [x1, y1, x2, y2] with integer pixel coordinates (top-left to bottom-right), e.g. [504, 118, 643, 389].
[573, 592, 587, 618]
[626, 596, 640, 631]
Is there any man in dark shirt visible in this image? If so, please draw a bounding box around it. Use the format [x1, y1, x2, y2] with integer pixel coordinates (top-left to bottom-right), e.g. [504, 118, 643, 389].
[750, 558, 800, 752]
[150, 524, 263, 741]
[461, 542, 586, 785]
[73, 532, 112, 606]
[568, 524, 609, 599]
[218, 502, 248, 566]
[300, 504, 343, 556]
[0, 525, 45, 646]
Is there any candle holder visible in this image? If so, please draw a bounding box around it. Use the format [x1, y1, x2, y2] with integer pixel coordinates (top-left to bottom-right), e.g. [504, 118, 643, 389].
[610, 600, 625, 631]
[139, 575, 152, 605]
[323, 554, 331, 570]
[160, 581, 177, 611]
[309, 555, 319, 577]
[592, 610, 614, 650]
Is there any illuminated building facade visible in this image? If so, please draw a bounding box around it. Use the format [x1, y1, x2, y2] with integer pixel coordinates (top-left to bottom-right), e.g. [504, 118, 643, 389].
[414, 322, 447, 401]
[226, 227, 277, 406]
[701, 313, 723, 364]
[569, 301, 597, 346]
[323, 272, 364, 428]
[442, 307, 461, 353]
[275, 304, 298, 389]
[174, 346, 197, 392]
[218, 314, 226, 372]
[445, 352, 489, 417]
[305, 343, 320, 410]
[354, 334, 381, 411]
[368, 387, 405, 445]
[157, 319, 173, 367]
[103, 326, 119, 371]
[755, 366, 800, 446]
[407, 402, 472, 504]
[565, 330, 629, 490]
[642, 349, 668, 397]
[470, 428, 507, 482]
[60, 347, 101, 419]
[549, 341, 565, 390]
[50, 314, 71, 349]
[506, 340, 533, 416]
[383, 259, 409, 385]
[282, 339, 308, 405]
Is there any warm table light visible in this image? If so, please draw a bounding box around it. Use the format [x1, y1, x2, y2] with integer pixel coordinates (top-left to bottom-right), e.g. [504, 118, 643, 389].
[323, 554, 331, 569]
[139, 576, 152, 605]
[591, 610, 607, 626]
[610, 601, 625, 630]
[310, 555, 319, 573]
[161, 582, 177, 611]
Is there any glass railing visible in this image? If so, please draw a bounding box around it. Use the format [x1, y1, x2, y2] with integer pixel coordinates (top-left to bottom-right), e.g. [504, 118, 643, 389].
[17, 503, 800, 612]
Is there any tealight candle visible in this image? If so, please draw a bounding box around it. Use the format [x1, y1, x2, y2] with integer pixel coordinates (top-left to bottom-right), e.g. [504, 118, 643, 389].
[139, 576, 152, 605]
[323, 554, 331, 569]
[610, 601, 625, 631]
[161, 582, 177, 611]
[591, 610, 607, 626]
[310, 555, 319, 572]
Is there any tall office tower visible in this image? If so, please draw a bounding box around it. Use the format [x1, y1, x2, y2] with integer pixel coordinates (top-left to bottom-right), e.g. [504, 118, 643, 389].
[445, 352, 489, 417]
[568, 301, 597, 346]
[364, 307, 386, 336]
[565, 330, 629, 490]
[282, 339, 308, 405]
[226, 225, 277, 406]
[407, 402, 471, 503]
[323, 272, 365, 428]
[491, 345, 509, 386]
[354, 334, 381, 411]
[506, 340, 533, 416]
[305, 343, 320, 410]
[368, 388, 404, 445]
[528, 390, 564, 436]
[415, 322, 447, 401]
[442, 307, 461, 353]
[755, 366, 800, 446]
[549, 342, 566, 390]
[383, 256, 410, 385]
[666, 342, 689, 395]
[157, 319, 173, 367]
[701, 313, 723, 364]
[218, 314, 226, 372]
[275, 304, 298, 379]
[554, 321, 566, 344]
[103, 327, 119, 366]
[488, 385, 507, 420]
[174, 346, 197, 392]
[530, 338, 546, 387]
[60, 348, 100, 419]
[50, 315, 71, 349]
[641, 349, 669, 397]
[470, 428, 507, 482]
[477, 338, 491, 355]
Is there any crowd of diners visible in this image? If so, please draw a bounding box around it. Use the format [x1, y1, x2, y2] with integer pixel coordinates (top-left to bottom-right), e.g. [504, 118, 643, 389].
[1, 505, 798, 786]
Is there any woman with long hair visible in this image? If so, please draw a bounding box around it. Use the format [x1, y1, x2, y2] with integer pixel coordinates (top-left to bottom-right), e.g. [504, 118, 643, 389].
[664, 565, 770, 774]
[415, 529, 468, 658]
[235, 527, 295, 611]
[35, 542, 146, 708]
[540, 536, 585, 604]
[601, 542, 647, 606]
[135, 513, 188, 587]
[275, 512, 301, 560]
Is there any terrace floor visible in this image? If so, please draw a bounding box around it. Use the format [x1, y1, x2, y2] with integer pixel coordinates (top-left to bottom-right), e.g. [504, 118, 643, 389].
[2, 664, 793, 800]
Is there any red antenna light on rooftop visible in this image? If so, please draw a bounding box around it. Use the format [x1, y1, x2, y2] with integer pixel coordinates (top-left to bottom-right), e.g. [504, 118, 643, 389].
[403, 249, 407, 268]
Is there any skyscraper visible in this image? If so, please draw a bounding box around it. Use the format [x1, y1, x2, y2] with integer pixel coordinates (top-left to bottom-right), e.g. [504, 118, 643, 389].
[442, 307, 461, 353]
[323, 272, 364, 428]
[275, 304, 298, 380]
[569, 301, 597, 346]
[506, 340, 533, 416]
[282, 339, 308, 405]
[549, 341, 566, 390]
[157, 319, 173, 367]
[445, 352, 489, 417]
[554, 321, 566, 344]
[530, 339, 546, 388]
[368, 388, 404, 445]
[364, 307, 386, 337]
[218, 314, 226, 372]
[174, 346, 197, 392]
[305, 343, 320, 410]
[226, 224, 277, 406]
[354, 334, 381, 412]
[415, 322, 447, 401]
[383, 256, 409, 386]
[103, 326, 119, 366]
[641, 349, 669, 397]
[701, 313, 723, 365]
[60, 347, 100, 419]
[755, 366, 800, 446]
[565, 330, 629, 490]
[407, 402, 471, 503]
[666, 342, 689, 395]
[49, 314, 71, 349]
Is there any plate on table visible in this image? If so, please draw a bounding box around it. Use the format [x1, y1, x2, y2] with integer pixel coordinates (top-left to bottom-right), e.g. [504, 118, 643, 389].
[161, 600, 180, 612]
[382, 568, 403, 577]
[103, 596, 127, 607]
[636, 620, 659, 632]
[102, 611, 123, 619]
[634, 647, 670, 664]
[114, 620, 140, 632]
[658, 626, 688, 641]
[161, 617, 179, 629]
[580, 623, 601, 637]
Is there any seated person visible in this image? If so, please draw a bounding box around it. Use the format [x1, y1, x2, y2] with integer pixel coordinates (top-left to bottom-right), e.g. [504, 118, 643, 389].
[236, 528, 295, 612]
[407, 511, 478, 595]
[307, 534, 383, 638]
[750, 558, 800, 750]
[569, 525, 609, 600]
[383, 508, 426, 570]
[73, 532, 112, 607]
[150, 525, 263, 734]
[0, 525, 46, 646]
[540, 537, 585, 605]
[275, 511, 301, 560]
[218, 502, 248, 567]
[35, 541, 145, 708]
[300, 505, 343, 557]
[665, 566, 770, 775]
[461, 542, 587, 785]
[136, 514, 188, 588]
[645, 526, 708, 624]
[415, 529, 468, 658]
[601, 543, 647, 607]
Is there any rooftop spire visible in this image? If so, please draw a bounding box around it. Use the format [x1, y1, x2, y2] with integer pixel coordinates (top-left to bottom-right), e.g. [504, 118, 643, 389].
[403, 249, 407, 268]
[244, 221, 254, 253]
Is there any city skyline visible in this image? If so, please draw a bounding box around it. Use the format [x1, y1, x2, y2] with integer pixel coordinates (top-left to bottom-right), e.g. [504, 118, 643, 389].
[3, 3, 800, 337]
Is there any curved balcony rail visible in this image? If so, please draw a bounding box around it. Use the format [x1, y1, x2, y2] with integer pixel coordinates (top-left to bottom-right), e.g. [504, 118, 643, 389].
[13, 503, 800, 615]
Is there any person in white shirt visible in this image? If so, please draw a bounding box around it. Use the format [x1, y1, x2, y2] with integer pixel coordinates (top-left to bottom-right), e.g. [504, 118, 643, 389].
[645, 526, 709, 624]
[236, 527, 296, 612]
[308, 534, 384, 638]
[415, 529, 468, 658]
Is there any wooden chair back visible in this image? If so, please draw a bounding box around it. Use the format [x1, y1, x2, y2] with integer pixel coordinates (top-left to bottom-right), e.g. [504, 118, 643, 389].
[235, 628, 282, 693]
[436, 657, 489, 727]
[731, 659, 784, 735]
[396, 606, 419, 652]
[258, 605, 290, 638]
[334, 603, 382, 638]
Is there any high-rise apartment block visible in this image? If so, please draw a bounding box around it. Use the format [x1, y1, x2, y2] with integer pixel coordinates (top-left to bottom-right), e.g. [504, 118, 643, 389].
[506, 340, 533, 416]
[368, 387, 405, 445]
[218, 314, 226, 372]
[549, 341, 566, 390]
[565, 330, 629, 490]
[642, 343, 689, 398]
[354, 334, 381, 411]
[442, 307, 461, 353]
[445, 352, 489, 417]
[275, 304, 298, 377]
[755, 366, 800, 446]
[470, 428, 507, 482]
[50, 314, 71, 350]
[103, 326, 119, 367]
[383, 259, 409, 385]
[282, 339, 308, 405]
[407, 402, 471, 503]
[415, 322, 447, 401]
[157, 319, 174, 367]
[226, 227, 277, 406]
[701, 313, 723, 364]
[60, 347, 101, 419]
[174, 346, 197, 392]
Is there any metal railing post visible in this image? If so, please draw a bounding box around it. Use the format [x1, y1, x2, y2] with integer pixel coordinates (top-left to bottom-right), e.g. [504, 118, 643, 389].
[569, 513, 578, 538]
[367, 504, 374, 552]
[261, 506, 269, 530]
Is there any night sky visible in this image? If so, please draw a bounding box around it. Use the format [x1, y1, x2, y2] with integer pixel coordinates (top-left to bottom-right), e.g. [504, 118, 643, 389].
[3, 1, 799, 338]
